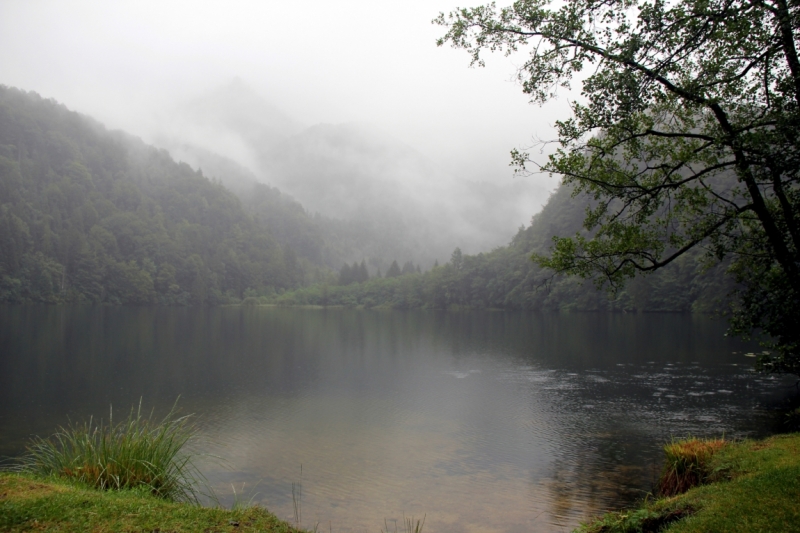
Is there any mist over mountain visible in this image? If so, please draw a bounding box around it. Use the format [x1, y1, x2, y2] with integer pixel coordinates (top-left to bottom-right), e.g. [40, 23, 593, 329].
[165, 142, 261, 197]
[152, 80, 551, 268]
[153, 79, 303, 173]
[274, 182, 735, 314]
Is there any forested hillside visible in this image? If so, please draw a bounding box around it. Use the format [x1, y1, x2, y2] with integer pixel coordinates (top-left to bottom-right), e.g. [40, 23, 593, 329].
[275, 184, 736, 313]
[0, 86, 328, 304]
[162, 141, 423, 274]
[0, 85, 735, 311]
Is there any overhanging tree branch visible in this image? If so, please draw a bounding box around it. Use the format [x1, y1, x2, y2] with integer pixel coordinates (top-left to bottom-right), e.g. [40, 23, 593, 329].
[437, 0, 800, 373]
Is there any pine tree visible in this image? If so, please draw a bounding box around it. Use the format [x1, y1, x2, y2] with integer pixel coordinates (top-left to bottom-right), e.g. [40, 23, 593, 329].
[386, 260, 401, 278]
[339, 263, 353, 285]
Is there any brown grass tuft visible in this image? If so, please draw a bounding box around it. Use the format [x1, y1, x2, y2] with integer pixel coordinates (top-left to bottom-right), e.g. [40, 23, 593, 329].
[657, 437, 726, 497]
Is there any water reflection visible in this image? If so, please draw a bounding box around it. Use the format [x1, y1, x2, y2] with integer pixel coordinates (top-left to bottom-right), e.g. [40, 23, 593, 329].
[0, 306, 794, 532]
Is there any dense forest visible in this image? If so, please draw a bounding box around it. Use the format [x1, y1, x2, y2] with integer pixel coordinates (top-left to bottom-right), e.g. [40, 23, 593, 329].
[0, 86, 330, 304]
[0, 85, 735, 311]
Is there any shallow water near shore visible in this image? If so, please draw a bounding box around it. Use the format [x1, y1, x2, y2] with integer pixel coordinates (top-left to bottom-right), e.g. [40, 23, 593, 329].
[0, 305, 794, 532]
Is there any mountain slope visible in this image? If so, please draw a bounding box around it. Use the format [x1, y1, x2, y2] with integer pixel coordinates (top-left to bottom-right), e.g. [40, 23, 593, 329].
[151, 81, 552, 269]
[0, 86, 326, 304]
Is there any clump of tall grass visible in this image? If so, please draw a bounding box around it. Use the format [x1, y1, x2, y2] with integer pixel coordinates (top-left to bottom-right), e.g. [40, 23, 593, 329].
[18, 400, 203, 503]
[657, 436, 726, 496]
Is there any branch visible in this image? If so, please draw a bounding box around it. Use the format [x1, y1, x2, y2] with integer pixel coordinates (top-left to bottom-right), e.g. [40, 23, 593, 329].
[590, 204, 755, 279]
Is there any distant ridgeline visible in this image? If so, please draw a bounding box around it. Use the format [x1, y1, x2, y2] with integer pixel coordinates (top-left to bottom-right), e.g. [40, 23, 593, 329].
[277, 183, 735, 313]
[0, 86, 330, 304]
[0, 86, 733, 311]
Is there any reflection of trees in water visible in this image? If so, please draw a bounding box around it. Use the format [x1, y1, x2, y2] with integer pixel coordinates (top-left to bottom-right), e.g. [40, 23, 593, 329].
[428, 311, 758, 369]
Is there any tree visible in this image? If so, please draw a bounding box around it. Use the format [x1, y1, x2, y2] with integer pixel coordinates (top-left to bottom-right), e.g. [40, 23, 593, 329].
[386, 260, 402, 278]
[437, 0, 800, 374]
[356, 260, 369, 282]
[339, 262, 353, 285]
[450, 248, 463, 271]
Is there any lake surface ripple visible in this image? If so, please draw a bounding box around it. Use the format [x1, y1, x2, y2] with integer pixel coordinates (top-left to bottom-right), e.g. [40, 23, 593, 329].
[0, 306, 794, 532]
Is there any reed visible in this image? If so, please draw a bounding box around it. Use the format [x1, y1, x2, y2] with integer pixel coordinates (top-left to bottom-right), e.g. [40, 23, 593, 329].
[404, 514, 426, 533]
[382, 513, 425, 533]
[292, 479, 302, 527]
[18, 399, 203, 503]
[657, 436, 726, 497]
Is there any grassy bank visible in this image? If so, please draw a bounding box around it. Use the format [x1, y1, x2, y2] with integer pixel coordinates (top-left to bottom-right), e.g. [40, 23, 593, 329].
[0, 472, 301, 532]
[576, 433, 800, 532]
[0, 402, 306, 532]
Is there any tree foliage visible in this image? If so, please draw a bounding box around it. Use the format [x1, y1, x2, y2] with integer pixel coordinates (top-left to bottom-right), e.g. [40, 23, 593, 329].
[436, 0, 800, 374]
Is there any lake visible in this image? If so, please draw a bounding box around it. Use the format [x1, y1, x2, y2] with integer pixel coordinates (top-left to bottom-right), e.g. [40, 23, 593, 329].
[0, 305, 795, 532]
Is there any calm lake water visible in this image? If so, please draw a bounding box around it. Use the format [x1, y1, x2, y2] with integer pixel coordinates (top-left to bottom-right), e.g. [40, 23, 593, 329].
[0, 305, 795, 532]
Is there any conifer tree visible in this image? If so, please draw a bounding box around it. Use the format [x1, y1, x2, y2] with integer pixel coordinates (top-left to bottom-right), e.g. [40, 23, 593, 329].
[339, 263, 353, 285]
[386, 260, 401, 278]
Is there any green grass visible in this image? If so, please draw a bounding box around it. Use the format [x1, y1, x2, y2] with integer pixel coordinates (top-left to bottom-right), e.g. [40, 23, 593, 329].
[575, 433, 800, 533]
[15, 400, 204, 503]
[0, 472, 303, 533]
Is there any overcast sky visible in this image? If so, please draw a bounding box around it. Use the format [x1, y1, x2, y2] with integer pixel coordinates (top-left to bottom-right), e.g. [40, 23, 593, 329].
[0, 0, 571, 191]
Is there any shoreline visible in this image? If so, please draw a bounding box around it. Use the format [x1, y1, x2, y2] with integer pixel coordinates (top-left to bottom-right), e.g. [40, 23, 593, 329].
[3, 433, 799, 532]
[575, 432, 800, 532]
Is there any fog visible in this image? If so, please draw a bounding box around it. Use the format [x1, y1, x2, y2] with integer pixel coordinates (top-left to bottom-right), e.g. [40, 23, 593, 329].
[1, 0, 571, 260]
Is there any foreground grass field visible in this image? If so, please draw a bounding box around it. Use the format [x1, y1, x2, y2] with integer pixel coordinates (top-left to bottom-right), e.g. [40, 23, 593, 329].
[577, 432, 800, 533]
[0, 473, 302, 533]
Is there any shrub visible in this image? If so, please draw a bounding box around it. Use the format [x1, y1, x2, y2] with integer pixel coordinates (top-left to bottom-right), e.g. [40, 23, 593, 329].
[657, 437, 726, 496]
[18, 400, 203, 503]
